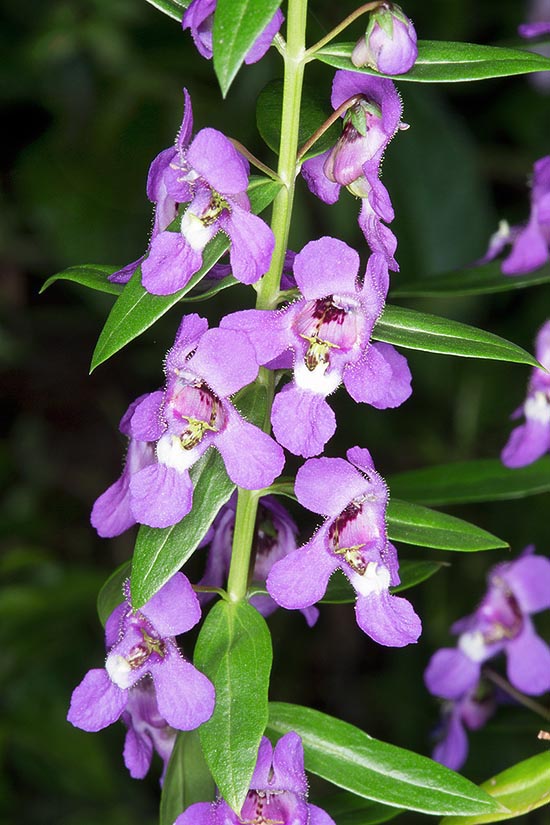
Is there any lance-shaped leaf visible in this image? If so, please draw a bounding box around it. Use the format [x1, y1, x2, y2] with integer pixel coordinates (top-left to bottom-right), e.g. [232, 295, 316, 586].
[321, 560, 447, 604]
[213, 0, 282, 96]
[41, 264, 123, 296]
[390, 261, 550, 298]
[388, 458, 550, 506]
[314, 40, 550, 82]
[267, 704, 503, 816]
[441, 751, 550, 824]
[372, 305, 538, 366]
[145, 0, 188, 22]
[160, 731, 215, 825]
[195, 601, 272, 813]
[131, 450, 235, 609]
[387, 499, 507, 551]
[90, 178, 281, 371]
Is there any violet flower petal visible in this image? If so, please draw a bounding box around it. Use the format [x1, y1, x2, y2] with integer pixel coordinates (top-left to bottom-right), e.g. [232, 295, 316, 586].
[293, 237, 359, 298]
[189, 327, 259, 397]
[301, 151, 341, 205]
[354, 589, 421, 647]
[141, 231, 203, 296]
[502, 555, 550, 614]
[124, 724, 154, 779]
[153, 653, 215, 730]
[424, 648, 480, 700]
[295, 456, 369, 516]
[267, 531, 340, 609]
[501, 417, 550, 468]
[166, 313, 210, 374]
[105, 602, 128, 649]
[188, 128, 249, 195]
[271, 386, 336, 458]
[502, 218, 549, 275]
[175, 802, 214, 825]
[130, 463, 193, 528]
[244, 8, 284, 64]
[220, 308, 292, 365]
[182, 0, 216, 58]
[130, 391, 166, 442]
[344, 342, 412, 408]
[506, 618, 550, 695]
[215, 406, 285, 489]
[222, 206, 275, 285]
[519, 21, 550, 37]
[433, 708, 468, 772]
[140, 572, 202, 637]
[270, 731, 308, 795]
[67, 669, 127, 732]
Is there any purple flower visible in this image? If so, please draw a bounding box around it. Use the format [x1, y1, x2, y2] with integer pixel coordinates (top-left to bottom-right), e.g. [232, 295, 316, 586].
[481, 156, 550, 276]
[91, 314, 285, 533]
[351, 2, 418, 75]
[174, 732, 335, 825]
[502, 320, 550, 468]
[266, 447, 422, 647]
[431, 682, 496, 772]
[221, 237, 411, 457]
[109, 89, 195, 286]
[199, 493, 318, 626]
[182, 0, 283, 64]
[301, 72, 404, 271]
[121, 677, 177, 782]
[67, 573, 216, 735]
[519, 21, 550, 38]
[424, 548, 550, 699]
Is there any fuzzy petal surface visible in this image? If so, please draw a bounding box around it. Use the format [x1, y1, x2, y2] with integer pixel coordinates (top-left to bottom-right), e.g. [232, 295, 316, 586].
[67, 669, 127, 732]
[140, 572, 201, 637]
[271, 385, 336, 458]
[216, 407, 284, 489]
[344, 342, 412, 408]
[175, 802, 214, 825]
[91, 474, 136, 538]
[301, 151, 341, 205]
[222, 207, 275, 284]
[270, 732, 308, 795]
[244, 9, 284, 63]
[130, 391, 165, 441]
[153, 653, 215, 730]
[354, 590, 421, 647]
[220, 308, 292, 365]
[189, 327, 258, 397]
[166, 313, 210, 374]
[130, 463, 193, 528]
[188, 128, 249, 195]
[123, 724, 153, 779]
[267, 531, 339, 609]
[424, 648, 480, 700]
[141, 231, 202, 296]
[293, 237, 360, 299]
[295, 456, 368, 516]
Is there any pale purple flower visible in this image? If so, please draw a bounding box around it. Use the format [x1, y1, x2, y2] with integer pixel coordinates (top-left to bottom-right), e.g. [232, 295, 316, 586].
[221, 237, 411, 457]
[519, 22, 550, 38]
[67, 574, 215, 735]
[301, 72, 404, 271]
[481, 156, 550, 275]
[109, 89, 195, 285]
[424, 548, 550, 699]
[91, 314, 285, 533]
[351, 2, 418, 75]
[182, 0, 283, 64]
[266, 447, 422, 647]
[174, 732, 335, 825]
[502, 320, 550, 467]
[199, 493, 318, 626]
[431, 682, 496, 772]
[121, 678, 177, 782]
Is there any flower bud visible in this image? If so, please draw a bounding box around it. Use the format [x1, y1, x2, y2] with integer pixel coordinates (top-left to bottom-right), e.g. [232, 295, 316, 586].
[351, 2, 417, 75]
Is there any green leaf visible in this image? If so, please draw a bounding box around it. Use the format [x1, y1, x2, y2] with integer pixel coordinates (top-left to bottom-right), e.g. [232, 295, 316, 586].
[388, 457, 550, 506]
[390, 261, 550, 298]
[90, 178, 281, 372]
[131, 450, 234, 609]
[160, 730, 215, 825]
[195, 601, 272, 813]
[387, 499, 507, 551]
[314, 40, 550, 82]
[96, 561, 131, 626]
[321, 560, 447, 604]
[372, 305, 538, 366]
[267, 704, 503, 816]
[213, 0, 282, 96]
[256, 80, 340, 159]
[41, 264, 123, 296]
[321, 791, 401, 825]
[182, 274, 238, 303]
[145, 0, 188, 22]
[441, 751, 550, 824]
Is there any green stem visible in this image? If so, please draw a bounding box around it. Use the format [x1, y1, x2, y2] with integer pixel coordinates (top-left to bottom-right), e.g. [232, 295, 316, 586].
[305, 1, 382, 58]
[226, 0, 308, 603]
[483, 667, 550, 722]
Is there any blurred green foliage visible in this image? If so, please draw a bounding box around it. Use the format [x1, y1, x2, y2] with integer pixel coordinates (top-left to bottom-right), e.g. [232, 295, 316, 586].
[2, 0, 550, 823]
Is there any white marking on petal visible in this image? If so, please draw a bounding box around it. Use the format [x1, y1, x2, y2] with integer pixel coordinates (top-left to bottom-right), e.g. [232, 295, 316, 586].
[349, 561, 390, 597]
[294, 359, 341, 395]
[525, 391, 550, 424]
[180, 210, 216, 251]
[458, 630, 487, 663]
[106, 654, 133, 689]
[156, 433, 202, 471]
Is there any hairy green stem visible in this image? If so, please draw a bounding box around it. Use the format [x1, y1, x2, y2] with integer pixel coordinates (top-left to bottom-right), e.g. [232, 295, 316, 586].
[227, 0, 308, 603]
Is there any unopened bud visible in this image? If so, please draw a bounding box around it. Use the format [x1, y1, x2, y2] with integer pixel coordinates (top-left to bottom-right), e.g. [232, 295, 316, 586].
[351, 2, 417, 75]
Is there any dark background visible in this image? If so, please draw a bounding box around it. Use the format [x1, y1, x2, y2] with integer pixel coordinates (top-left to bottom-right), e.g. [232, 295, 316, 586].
[2, 0, 550, 822]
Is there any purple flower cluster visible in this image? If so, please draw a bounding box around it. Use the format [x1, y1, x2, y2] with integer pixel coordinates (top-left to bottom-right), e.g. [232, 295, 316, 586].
[110, 90, 275, 295]
[92, 314, 284, 534]
[174, 732, 335, 825]
[352, 2, 418, 75]
[425, 548, 550, 766]
[482, 156, 550, 276]
[68, 574, 215, 778]
[267, 447, 422, 647]
[302, 71, 405, 278]
[501, 320, 550, 467]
